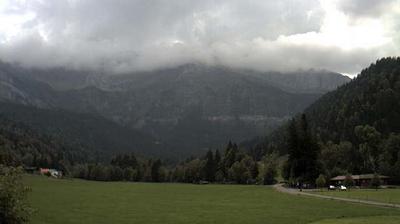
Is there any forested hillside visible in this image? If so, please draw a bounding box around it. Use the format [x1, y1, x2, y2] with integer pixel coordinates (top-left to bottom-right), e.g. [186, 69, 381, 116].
[0, 102, 168, 159]
[0, 116, 90, 173]
[305, 57, 400, 182]
[305, 57, 400, 143]
[247, 58, 400, 184]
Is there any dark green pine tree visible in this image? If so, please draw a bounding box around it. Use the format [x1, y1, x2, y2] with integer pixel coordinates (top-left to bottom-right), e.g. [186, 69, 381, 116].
[251, 162, 259, 179]
[284, 114, 320, 184]
[298, 114, 320, 183]
[227, 143, 238, 167]
[151, 159, 162, 182]
[215, 149, 221, 169]
[284, 118, 299, 181]
[204, 150, 216, 182]
[222, 141, 234, 177]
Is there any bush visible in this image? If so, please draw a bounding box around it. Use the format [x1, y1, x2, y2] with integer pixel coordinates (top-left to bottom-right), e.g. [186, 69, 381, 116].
[0, 166, 33, 224]
[315, 174, 326, 189]
[370, 174, 381, 190]
[262, 154, 278, 185]
[344, 174, 355, 188]
[263, 165, 277, 185]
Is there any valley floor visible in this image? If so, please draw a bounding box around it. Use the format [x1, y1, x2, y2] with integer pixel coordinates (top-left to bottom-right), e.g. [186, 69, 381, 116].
[25, 175, 400, 224]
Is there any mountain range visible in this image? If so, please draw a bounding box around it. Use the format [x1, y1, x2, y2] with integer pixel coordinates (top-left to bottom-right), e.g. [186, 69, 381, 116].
[0, 61, 349, 158]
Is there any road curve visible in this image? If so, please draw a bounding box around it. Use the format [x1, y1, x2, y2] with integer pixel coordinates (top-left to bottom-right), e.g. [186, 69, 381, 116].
[273, 184, 400, 209]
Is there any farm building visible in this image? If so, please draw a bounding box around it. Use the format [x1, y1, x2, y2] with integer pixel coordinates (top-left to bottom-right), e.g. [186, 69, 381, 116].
[330, 174, 389, 187]
[40, 168, 63, 178]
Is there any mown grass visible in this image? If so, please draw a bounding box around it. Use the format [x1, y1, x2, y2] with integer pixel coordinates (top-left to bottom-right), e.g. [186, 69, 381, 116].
[25, 175, 400, 224]
[310, 215, 400, 224]
[312, 189, 400, 205]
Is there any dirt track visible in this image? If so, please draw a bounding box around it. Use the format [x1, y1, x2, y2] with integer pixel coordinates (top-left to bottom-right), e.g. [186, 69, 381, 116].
[273, 184, 400, 209]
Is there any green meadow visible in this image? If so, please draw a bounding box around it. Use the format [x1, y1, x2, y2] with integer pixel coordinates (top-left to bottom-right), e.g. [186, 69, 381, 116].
[26, 175, 400, 224]
[311, 216, 400, 224]
[312, 189, 400, 205]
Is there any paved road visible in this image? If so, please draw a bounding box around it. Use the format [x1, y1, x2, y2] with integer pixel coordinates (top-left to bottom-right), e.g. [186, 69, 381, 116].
[273, 184, 400, 209]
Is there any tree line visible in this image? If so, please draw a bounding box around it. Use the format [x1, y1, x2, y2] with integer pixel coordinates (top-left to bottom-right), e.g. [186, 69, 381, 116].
[246, 112, 400, 187]
[70, 143, 279, 185]
[279, 113, 400, 186]
[0, 115, 279, 185]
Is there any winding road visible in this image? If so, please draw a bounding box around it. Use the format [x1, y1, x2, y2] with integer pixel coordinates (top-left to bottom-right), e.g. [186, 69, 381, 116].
[273, 184, 400, 209]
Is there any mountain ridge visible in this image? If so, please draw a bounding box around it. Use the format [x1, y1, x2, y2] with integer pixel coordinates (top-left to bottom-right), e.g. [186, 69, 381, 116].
[0, 61, 350, 156]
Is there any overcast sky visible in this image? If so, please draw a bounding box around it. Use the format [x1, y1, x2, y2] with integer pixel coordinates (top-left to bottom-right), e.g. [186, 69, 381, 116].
[0, 0, 399, 76]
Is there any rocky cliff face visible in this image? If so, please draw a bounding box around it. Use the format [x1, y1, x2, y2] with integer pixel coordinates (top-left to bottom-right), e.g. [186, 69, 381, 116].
[0, 62, 350, 155]
[246, 69, 350, 93]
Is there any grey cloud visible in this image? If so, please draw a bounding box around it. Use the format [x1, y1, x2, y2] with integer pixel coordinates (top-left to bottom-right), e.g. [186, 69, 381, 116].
[208, 40, 388, 75]
[337, 0, 398, 18]
[0, 0, 397, 75]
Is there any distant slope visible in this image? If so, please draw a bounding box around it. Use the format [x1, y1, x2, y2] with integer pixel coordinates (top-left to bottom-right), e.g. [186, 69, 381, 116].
[23, 64, 350, 94]
[0, 62, 58, 107]
[0, 62, 349, 156]
[90, 65, 324, 150]
[242, 69, 350, 94]
[0, 115, 90, 170]
[0, 102, 168, 159]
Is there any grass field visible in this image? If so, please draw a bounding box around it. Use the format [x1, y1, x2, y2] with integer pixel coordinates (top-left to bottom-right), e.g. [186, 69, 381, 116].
[25, 175, 400, 224]
[311, 216, 400, 224]
[312, 189, 400, 205]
